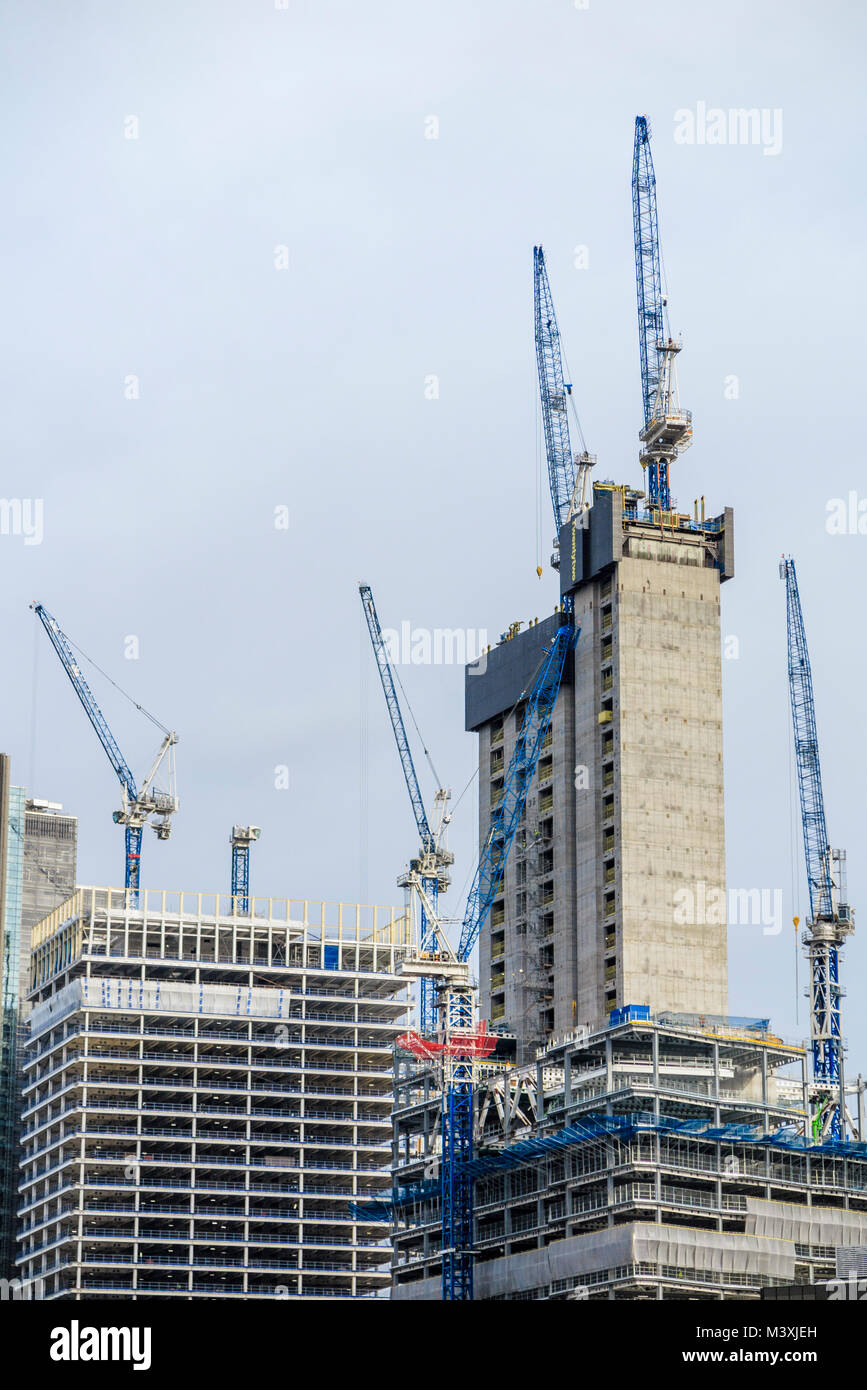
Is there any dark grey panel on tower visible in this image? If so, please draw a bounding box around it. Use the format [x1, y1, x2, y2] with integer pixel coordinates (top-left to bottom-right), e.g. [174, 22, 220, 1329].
[465, 612, 573, 732]
[721, 506, 735, 581]
[559, 488, 622, 596]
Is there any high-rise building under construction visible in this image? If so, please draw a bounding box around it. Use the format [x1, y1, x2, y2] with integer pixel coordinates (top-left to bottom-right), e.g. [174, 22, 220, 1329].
[0, 754, 78, 1277]
[466, 486, 734, 1054]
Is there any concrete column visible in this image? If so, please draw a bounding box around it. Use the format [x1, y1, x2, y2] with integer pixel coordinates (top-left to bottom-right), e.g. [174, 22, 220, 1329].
[652, 1029, 660, 1121]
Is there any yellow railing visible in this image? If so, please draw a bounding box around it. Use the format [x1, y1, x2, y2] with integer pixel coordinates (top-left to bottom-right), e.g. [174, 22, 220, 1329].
[30, 887, 411, 949]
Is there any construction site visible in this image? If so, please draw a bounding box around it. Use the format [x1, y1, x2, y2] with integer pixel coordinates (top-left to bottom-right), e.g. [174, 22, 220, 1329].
[0, 114, 863, 1308]
[351, 116, 867, 1301]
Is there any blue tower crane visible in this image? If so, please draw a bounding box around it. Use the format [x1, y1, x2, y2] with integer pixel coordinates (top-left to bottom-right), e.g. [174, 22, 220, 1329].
[31, 603, 179, 904]
[533, 245, 595, 570]
[231, 826, 261, 913]
[632, 116, 692, 513]
[358, 583, 452, 1033]
[440, 618, 575, 1301]
[431, 248, 583, 1298]
[781, 558, 855, 1141]
[356, 251, 583, 1299]
[395, 617, 576, 1300]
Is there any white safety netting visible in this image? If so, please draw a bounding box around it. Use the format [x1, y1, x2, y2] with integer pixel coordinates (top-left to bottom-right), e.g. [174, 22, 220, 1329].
[29, 974, 292, 1036]
[746, 1197, 867, 1249]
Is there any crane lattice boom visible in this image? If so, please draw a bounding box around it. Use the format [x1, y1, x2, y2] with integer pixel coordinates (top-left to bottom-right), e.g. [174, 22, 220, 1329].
[781, 558, 854, 1141]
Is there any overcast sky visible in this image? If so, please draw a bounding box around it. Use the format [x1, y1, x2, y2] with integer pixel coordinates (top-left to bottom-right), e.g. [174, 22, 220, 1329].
[1, 0, 865, 1066]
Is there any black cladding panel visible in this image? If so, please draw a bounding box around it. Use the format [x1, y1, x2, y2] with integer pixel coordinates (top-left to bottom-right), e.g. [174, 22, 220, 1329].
[464, 611, 571, 732]
[559, 489, 622, 596]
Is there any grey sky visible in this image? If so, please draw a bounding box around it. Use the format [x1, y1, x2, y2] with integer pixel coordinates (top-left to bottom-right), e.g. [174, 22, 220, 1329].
[2, 0, 865, 1063]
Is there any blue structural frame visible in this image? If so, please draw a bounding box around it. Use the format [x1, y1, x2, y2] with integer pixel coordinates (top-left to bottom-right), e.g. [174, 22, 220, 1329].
[359, 584, 441, 1033]
[631, 116, 670, 511]
[533, 246, 577, 530]
[439, 618, 577, 1301]
[440, 987, 476, 1301]
[231, 841, 251, 914]
[33, 604, 145, 901]
[782, 558, 844, 1137]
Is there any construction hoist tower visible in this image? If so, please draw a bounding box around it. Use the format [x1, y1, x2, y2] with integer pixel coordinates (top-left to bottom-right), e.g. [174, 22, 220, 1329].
[781, 557, 856, 1141]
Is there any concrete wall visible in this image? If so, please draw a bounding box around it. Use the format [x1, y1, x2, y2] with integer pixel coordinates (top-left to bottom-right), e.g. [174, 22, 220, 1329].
[615, 548, 728, 1017]
[468, 501, 732, 1049]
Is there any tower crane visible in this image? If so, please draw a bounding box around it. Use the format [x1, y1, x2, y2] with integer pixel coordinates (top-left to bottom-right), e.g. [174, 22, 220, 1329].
[231, 826, 261, 914]
[393, 250, 584, 1293]
[357, 249, 582, 1297]
[31, 603, 178, 905]
[397, 616, 576, 1299]
[781, 559, 855, 1142]
[632, 115, 692, 513]
[358, 583, 453, 1033]
[533, 245, 595, 571]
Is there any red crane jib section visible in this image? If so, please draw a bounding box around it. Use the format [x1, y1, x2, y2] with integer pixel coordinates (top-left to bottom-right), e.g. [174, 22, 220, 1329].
[396, 1027, 497, 1062]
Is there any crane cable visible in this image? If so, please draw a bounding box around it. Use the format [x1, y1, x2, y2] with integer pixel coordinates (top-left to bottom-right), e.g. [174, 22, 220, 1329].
[62, 635, 172, 737]
[390, 661, 444, 794]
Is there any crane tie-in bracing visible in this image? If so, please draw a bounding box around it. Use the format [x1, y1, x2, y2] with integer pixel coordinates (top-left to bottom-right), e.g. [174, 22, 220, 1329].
[31, 603, 178, 905]
[781, 558, 855, 1142]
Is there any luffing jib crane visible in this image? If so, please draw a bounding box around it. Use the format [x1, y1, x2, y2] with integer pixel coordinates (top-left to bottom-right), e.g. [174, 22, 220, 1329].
[780, 559, 855, 1142]
[358, 583, 453, 1033]
[533, 245, 595, 570]
[393, 242, 585, 1295]
[32, 603, 178, 904]
[231, 826, 261, 914]
[632, 115, 692, 513]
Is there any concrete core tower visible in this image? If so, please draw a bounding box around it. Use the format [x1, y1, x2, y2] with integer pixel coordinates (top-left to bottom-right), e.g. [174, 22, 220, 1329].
[465, 483, 734, 1055]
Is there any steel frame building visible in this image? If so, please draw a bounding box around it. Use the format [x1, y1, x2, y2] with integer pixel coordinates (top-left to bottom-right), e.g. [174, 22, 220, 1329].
[16, 887, 409, 1299]
[390, 1013, 867, 1300]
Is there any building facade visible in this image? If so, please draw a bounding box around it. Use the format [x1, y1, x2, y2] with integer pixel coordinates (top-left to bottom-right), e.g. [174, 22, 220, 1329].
[466, 485, 734, 1053]
[16, 887, 409, 1299]
[0, 756, 77, 1279]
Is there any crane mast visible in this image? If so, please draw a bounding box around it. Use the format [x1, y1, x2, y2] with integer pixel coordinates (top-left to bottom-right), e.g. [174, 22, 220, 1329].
[231, 826, 260, 914]
[398, 618, 576, 1299]
[31, 603, 178, 904]
[781, 558, 855, 1141]
[632, 116, 692, 513]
